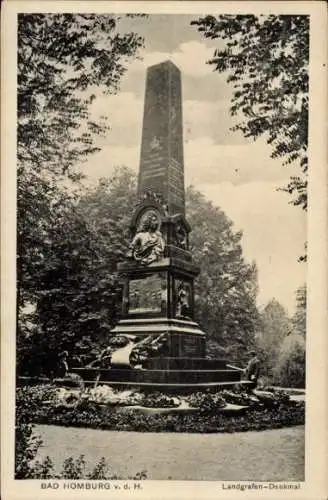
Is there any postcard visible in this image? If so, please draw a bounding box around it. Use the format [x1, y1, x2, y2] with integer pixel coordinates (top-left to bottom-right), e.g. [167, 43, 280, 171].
[1, 1, 327, 499]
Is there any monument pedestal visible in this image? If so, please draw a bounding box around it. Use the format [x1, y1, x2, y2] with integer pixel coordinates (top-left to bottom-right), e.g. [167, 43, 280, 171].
[113, 257, 206, 358]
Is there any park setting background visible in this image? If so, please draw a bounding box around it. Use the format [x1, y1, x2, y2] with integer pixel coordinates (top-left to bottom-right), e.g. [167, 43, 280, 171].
[2, 5, 322, 486]
[17, 13, 307, 386]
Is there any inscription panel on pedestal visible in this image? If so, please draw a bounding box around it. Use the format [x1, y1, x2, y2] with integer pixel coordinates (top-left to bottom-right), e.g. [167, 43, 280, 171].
[181, 336, 200, 356]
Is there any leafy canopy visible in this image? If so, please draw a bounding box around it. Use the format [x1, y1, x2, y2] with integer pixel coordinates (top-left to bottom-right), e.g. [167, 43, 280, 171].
[17, 14, 144, 309]
[191, 15, 309, 210]
[18, 168, 137, 377]
[18, 13, 144, 178]
[187, 186, 259, 363]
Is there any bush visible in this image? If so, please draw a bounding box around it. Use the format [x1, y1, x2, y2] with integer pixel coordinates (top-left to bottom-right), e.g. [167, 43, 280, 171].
[186, 392, 226, 412]
[15, 384, 54, 478]
[15, 420, 43, 479]
[16, 385, 304, 435]
[142, 392, 179, 408]
[15, 386, 148, 479]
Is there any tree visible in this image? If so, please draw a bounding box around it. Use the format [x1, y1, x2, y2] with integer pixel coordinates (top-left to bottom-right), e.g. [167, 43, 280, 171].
[273, 333, 305, 388]
[17, 14, 144, 339]
[292, 284, 306, 337]
[271, 285, 306, 387]
[191, 15, 309, 210]
[18, 14, 144, 178]
[187, 186, 259, 364]
[256, 298, 291, 379]
[18, 168, 137, 376]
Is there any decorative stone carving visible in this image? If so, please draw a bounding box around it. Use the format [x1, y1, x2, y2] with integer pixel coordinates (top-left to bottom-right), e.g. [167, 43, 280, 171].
[175, 281, 192, 318]
[129, 333, 169, 367]
[128, 274, 162, 313]
[174, 222, 188, 249]
[126, 209, 165, 265]
[135, 190, 169, 215]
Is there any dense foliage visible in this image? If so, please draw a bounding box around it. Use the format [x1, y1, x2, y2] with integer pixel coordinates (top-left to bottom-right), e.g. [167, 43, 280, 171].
[256, 299, 291, 380]
[191, 15, 309, 210]
[18, 13, 144, 177]
[18, 169, 137, 377]
[255, 291, 306, 388]
[187, 186, 259, 364]
[16, 385, 305, 436]
[17, 13, 144, 373]
[273, 334, 306, 388]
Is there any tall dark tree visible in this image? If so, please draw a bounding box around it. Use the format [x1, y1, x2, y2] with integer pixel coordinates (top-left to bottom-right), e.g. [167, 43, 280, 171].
[256, 298, 291, 379]
[187, 186, 259, 364]
[191, 15, 309, 210]
[18, 168, 137, 376]
[17, 14, 144, 310]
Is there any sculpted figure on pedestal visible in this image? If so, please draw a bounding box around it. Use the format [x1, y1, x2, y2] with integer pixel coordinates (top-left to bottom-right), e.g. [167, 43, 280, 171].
[127, 210, 165, 265]
[175, 282, 191, 318]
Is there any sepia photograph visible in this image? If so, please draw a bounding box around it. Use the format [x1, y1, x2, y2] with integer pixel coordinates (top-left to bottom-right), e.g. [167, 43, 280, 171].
[1, 2, 327, 499]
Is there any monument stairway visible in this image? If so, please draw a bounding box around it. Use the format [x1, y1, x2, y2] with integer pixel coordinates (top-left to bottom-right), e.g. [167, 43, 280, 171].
[72, 357, 255, 393]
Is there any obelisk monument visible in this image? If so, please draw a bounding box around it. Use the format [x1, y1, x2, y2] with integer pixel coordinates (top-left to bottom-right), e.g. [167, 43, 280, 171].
[112, 60, 206, 358]
[72, 62, 248, 389]
[138, 60, 185, 216]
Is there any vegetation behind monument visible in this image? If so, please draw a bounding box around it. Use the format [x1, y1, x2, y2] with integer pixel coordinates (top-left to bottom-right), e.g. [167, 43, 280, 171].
[18, 167, 261, 374]
[17, 14, 306, 387]
[17, 13, 145, 320]
[256, 296, 305, 388]
[192, 14, 309, 212]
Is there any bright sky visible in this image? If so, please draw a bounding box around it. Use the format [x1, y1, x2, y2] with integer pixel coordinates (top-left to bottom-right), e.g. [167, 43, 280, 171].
[79, 14, 307, 314]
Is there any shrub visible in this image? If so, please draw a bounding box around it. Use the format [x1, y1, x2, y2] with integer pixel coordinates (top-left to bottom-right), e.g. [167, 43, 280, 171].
[142, 392, 179, 408]
[15, 386, 148, 479]
[185, 392, 226, 412]
[15, 420, 44, 479]
[16, 384, 304, 435]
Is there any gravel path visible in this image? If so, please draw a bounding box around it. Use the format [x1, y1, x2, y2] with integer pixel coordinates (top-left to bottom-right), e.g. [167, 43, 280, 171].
[35, 424, 304, 481]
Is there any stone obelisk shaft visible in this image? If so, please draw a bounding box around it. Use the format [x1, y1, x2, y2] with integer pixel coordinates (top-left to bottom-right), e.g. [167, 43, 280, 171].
[138, 60, 185, 216]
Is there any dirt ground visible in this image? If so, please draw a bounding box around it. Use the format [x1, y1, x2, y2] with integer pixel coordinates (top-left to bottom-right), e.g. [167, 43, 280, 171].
[35, 424, 304, 481]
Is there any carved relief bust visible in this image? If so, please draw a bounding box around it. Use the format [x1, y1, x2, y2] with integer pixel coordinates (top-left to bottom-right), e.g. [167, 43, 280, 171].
[127, 209, 165, 265]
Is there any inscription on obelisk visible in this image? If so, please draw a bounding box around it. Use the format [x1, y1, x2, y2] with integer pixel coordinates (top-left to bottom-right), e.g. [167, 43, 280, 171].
[138, 60, 185, 216]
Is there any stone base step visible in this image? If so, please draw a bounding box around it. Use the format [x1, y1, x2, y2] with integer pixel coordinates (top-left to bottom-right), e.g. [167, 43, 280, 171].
[73, 367, 242, 384]
[17, 375, 256, 394]
[144, 357, 229, 370]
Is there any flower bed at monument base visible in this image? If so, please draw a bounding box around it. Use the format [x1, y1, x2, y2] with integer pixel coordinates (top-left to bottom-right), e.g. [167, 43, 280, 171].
[16, 385, 305, 434]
